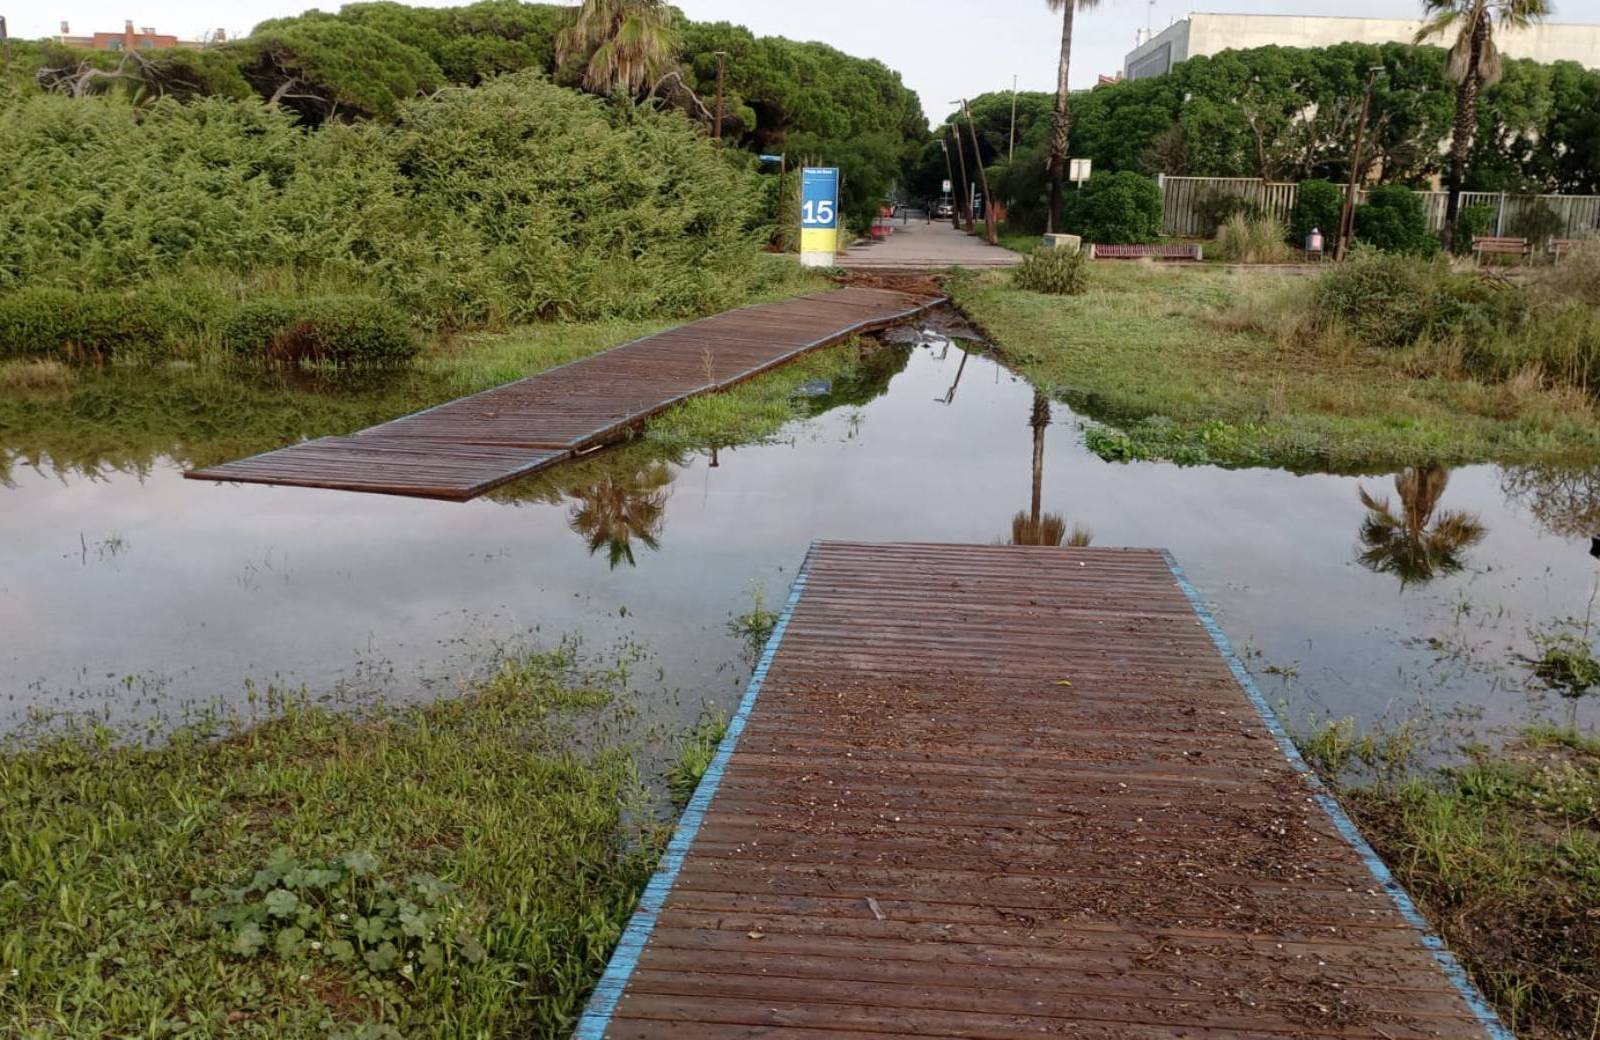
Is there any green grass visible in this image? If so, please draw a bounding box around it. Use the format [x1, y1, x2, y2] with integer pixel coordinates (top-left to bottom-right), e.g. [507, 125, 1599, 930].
[1298, 723, 1600, 1039]
[664, 708, 729, 811]
[0, 645, 681, 1039]
[950, 264, 1600, 470]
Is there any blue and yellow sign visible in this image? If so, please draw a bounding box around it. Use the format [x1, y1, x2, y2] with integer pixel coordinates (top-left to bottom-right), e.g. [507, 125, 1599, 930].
[799, 166, 840, 264]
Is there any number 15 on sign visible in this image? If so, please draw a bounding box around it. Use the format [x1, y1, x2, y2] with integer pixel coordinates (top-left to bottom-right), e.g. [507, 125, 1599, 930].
[799, 167, 840, 267]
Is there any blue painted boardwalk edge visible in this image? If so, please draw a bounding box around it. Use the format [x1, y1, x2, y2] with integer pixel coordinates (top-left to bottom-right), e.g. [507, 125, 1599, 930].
[573, 544, 816, 1039]
[1162, 551, 1514, 1040]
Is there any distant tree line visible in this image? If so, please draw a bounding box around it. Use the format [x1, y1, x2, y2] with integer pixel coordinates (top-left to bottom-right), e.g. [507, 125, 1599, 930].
[9, 0, 927, 232]
[917, 42, 1599, 234]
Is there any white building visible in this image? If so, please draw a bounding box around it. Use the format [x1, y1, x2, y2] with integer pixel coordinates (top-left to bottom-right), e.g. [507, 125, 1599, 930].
[1124, 12, 1600, 81]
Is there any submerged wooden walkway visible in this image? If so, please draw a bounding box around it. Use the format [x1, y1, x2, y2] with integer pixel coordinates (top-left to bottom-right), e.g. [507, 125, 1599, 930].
[578, 543, 1509, 1039]
[186, 287, 942, 500]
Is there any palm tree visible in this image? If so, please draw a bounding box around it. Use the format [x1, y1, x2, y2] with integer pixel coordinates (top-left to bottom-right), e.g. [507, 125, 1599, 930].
[1356, 465, 1487, 587]
[1007, 391, 1091, 547]
[556, 0, 680, 98]
[566, 461, 673, 568]
[1045, 0, 1100, 234]
[1415, 0, 1550, 248]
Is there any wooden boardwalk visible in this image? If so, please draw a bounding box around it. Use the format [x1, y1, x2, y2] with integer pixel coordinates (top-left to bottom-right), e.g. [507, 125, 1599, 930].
[838, 219, 1022, 271]
[186, 287, 942, 500]
[578, 543, 1510, 1040]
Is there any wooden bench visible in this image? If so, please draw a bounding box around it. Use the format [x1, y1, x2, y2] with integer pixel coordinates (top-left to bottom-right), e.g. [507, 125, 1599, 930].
[1551, 238, 1589, 260]
[1089, 242, 1203, 261]
[1472, 236, 1531, 264]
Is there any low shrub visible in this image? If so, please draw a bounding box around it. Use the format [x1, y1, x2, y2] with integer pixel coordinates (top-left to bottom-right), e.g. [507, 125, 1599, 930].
[1071, 172, 1162, 245]
[1453, 203, 1497, 255]
[1290, 179, 1345, 248]
[1355, 184, 1435, 255]
[0, 286, 203, 360]
[1314, 247, 1514, 349]
[1013, 246, 1089, 295]
[1195, 189, 1264, 236]
[1213, 214, 1293, 264]
[0, 287, 88, 356]
[1510, 201, 1566, 250]
[223, 295, 419, 365]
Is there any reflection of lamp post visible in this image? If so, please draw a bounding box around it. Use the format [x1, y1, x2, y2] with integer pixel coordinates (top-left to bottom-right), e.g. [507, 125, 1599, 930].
[1336, 66, 1385, 262]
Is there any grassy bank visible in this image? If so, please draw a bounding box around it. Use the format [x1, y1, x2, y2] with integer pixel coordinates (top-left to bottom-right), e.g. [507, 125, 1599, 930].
[951, 260, 1600, 471]
[1298, 722, 1600, 1038]
[0, 645, 683, 1038]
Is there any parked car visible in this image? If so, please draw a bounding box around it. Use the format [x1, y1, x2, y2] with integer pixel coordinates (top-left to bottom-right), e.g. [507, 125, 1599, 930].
[934, 202, 953, 219]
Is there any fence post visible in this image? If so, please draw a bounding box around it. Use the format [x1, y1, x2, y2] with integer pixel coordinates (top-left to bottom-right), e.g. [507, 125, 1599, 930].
[1495, 192, 1507, 237]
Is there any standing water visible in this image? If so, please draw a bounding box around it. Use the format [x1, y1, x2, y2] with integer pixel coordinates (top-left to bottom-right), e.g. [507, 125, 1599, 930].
[3, 315, 1597, 740]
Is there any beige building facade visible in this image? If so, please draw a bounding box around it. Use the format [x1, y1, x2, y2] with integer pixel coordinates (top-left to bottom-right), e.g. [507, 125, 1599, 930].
[1125, 12, 1600, 80]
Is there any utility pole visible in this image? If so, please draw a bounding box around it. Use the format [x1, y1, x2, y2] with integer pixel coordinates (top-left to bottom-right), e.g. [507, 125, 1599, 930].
[949, 123, 974, 233]
[1336, 66, 1384, 262]
[962, 98, 998, 245]
[1008, 75, 1018, 164]
[1, 17, 10, 73]
[712, 51, 727, 147]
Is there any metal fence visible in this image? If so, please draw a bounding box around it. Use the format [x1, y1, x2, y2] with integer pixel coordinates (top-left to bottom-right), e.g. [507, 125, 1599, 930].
[1158, 175, 1600, 241]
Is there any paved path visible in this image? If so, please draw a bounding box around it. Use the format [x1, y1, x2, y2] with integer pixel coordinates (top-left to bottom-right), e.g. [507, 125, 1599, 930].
[187, 288, 942, 501]
[837, 218, 1021, 271]
[576, 542, 1509, 1039]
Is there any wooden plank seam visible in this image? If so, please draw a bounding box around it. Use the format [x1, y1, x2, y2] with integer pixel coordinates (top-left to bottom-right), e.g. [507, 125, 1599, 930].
[1161, 551, 1514, 1040]
[572, 543, 818, 1040]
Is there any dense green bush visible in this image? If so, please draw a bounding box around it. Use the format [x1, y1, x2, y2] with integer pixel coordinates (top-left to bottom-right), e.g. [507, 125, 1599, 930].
[1070, 172, 1162, 245]
[223, 296, 418, 365]
[1355, 184, 1435, 254]
[0, 75, 767, 336]
[1314, 247, 1515, 349]
[1013, 246, 1089, 295]
[1290, 179, 1345, 247]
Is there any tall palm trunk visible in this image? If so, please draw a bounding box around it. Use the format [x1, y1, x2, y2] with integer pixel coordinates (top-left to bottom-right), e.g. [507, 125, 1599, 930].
[1443, 5, 1489, 248]
[1047, 3, 1075, 235]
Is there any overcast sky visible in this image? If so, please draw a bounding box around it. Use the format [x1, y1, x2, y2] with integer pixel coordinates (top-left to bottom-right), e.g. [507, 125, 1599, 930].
[16, 1, 1595, 124]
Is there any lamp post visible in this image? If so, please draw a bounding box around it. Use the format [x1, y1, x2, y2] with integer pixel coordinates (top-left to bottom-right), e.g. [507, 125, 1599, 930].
[1008, 75, 1018, 164]
[1336, 66, 1384, 262]
[938, 138, 958, 229]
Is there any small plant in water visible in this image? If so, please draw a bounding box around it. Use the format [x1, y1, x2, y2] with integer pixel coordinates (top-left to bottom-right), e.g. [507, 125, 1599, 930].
[728, 583, 779, 664]
[1523, 628, 1600, 725]
[666, 708, 729, 809]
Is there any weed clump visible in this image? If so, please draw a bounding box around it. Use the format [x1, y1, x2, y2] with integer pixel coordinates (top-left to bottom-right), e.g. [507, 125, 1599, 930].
[1013, 246, 1089, 296]
[1312, 247, 1514, 350]
[1213, 214, 1293, 265]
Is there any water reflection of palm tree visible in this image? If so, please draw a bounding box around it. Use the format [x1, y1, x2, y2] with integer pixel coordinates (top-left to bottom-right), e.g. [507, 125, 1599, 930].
[1357, 465, 1486, 587]
[1008, 391, 1091, 547]
[567, 461, 672, 568]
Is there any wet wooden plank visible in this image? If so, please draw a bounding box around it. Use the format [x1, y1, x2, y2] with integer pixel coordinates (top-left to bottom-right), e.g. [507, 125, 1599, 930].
[580, 543, 1504, 1039]
[186, 287, 943, 500]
